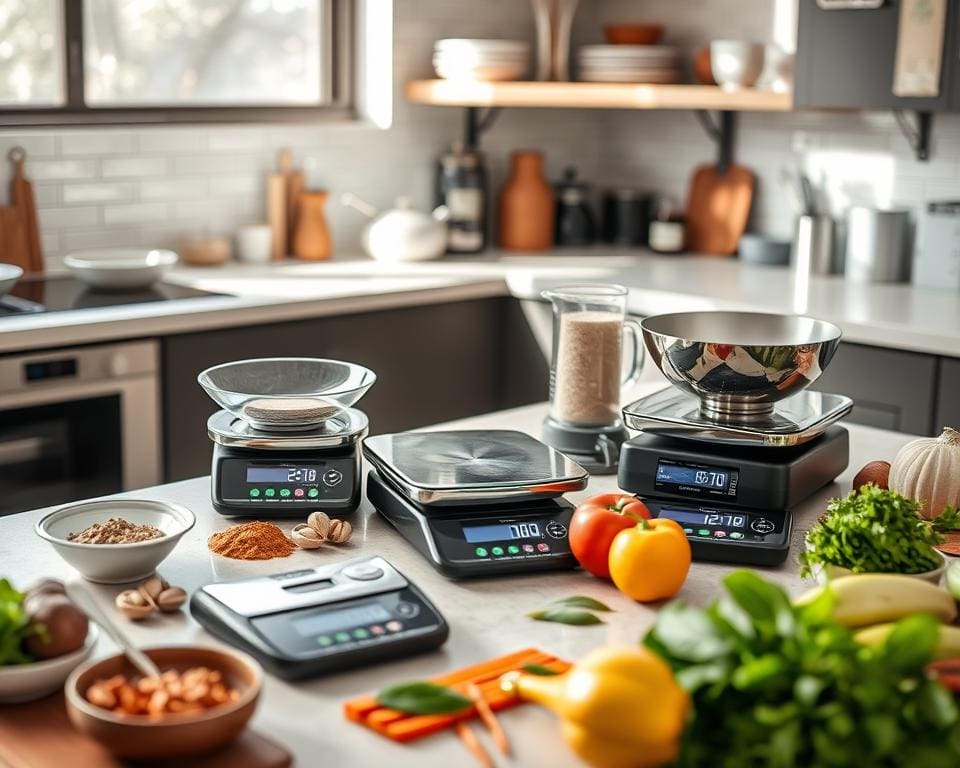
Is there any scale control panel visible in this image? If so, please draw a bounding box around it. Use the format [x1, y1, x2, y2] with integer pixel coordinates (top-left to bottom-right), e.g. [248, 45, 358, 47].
[190, 556, 449, 680]
[212, 445, 360, 515]
[429, 512, 573, 565]
[641, 499, 792, 567]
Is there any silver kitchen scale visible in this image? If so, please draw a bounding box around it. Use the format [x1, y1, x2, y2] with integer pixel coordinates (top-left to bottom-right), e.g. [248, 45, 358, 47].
[617, 310, 854, 567]
[191, 556, 448, 680]
[363, 430, 589, 578]
[198, 358, 375, 516]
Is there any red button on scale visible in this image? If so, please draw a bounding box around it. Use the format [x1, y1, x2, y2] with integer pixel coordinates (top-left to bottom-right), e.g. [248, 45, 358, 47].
[536, 543, 550, 552]
[713, 530, 727, 538]
[294, 488, 305, 498]
[370, 625, 385, 636]
[385, 621, 402, 632]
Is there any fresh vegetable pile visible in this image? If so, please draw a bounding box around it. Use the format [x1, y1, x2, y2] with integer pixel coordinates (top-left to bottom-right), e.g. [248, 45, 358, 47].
[801, 485, 944, 576]
[0, 577, 88, 665]
[644, 570, 960, 768]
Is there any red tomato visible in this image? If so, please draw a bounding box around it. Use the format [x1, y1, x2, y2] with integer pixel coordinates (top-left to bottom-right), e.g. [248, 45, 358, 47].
[568, 493, 651, 579]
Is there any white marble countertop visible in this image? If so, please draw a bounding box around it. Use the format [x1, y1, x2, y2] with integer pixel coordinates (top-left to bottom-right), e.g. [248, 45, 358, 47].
[0, 393, 923, 766]
[2, 248, 959, 357]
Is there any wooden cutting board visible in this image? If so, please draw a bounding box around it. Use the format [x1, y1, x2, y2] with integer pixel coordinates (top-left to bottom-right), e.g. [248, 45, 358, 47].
[0, 694, 292, 768]
[0, 204, 30, 273]
[684, 163, 755, 256]
[8, 147, 43, 273]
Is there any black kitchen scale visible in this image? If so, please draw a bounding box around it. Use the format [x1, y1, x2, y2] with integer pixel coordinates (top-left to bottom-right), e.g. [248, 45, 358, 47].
[618, 388, 852, 566]
[190, 556, 448, 680]
[207, 407, 368, 516]
[363, 430, 589, 578]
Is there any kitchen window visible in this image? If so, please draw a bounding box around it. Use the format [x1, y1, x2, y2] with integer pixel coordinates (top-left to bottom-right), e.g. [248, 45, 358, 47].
[0, 0, 351, 125]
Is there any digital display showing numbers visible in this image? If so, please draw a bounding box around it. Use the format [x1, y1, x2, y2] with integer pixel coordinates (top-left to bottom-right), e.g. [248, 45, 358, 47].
[660, 508, 747, 529]
[655, 459, 736, 497]
[246, 466, 318, 484]
[462, 522, 542, 544]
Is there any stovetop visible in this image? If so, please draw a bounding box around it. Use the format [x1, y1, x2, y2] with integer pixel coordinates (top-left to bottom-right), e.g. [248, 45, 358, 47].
[0, 276, 225, 316]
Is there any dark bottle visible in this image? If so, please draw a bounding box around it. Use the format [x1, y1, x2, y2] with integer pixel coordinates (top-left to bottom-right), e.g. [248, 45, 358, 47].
[554, 167, 595, 246]
[436, 142, 487, 253]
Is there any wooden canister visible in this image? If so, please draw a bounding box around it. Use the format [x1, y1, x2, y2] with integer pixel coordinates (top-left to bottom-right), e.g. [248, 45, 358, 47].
[499, 151, 554, 251]
[292, 191, 332, 260]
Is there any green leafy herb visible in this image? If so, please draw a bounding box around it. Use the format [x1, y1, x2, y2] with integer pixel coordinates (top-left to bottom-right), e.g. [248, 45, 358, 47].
[0, 578, 32, 666]
[521, 663, 561, 676]
[932, 506, 960, 532]
[375, 682, 472, 715]
[549, 595, 613, 612]
[800, 485, 943, 577]
[528, 607, 604, 626]
[643, 569, 960, 768]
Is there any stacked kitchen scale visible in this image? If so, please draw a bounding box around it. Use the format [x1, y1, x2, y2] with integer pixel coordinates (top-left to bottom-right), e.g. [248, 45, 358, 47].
[198, 358, 376, 516]
[617, 312, 852, 566]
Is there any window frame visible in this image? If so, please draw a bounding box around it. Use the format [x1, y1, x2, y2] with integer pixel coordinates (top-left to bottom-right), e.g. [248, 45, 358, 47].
[0, 0, 353, 126]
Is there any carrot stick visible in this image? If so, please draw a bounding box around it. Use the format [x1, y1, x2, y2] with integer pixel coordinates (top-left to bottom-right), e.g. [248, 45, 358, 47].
[468, 682, 510, 756]
[456, 722, 494, 768]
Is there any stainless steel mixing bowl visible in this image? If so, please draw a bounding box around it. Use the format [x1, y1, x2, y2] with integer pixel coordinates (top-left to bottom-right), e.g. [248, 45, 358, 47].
[640, 311, 842, 420]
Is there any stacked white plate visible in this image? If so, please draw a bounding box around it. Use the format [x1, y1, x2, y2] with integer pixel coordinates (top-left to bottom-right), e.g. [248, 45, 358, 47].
[433, 39, 529, 81]
[577, 44, 682, 83]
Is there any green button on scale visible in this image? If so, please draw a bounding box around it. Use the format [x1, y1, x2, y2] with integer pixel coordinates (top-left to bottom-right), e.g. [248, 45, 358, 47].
[264, 488, 276, 498]
[352, 628, 370, 640]
[248, 488, 260, 498]
[507, 545, 520, 555]
[474, 547, 488, 557]
[280, 488, 291, 498]
[308, 487, 319, 498]
[491, 546, 504, 556]
[334, 632, 351, 643]
[698, 529, 710, 536]
[317, 635, 333, 647]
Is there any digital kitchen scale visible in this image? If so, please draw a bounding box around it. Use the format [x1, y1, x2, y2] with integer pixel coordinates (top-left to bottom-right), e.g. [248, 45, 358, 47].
[363, 430, 589, 578]
[190, 556, 448, 680]
[618, 389, 851, 566]
[207, 407, 368, 516]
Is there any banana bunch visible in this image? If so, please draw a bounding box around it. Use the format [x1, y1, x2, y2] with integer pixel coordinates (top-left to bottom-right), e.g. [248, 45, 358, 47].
[795, 574, 960, 660]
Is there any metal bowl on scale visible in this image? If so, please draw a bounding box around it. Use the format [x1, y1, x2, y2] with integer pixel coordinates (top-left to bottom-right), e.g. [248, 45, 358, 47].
[197, 358, 376, 431]
[640, 311, 842, 421]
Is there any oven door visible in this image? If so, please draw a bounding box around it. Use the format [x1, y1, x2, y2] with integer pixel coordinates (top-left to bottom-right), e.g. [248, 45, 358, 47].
[0, 341, 161, 517]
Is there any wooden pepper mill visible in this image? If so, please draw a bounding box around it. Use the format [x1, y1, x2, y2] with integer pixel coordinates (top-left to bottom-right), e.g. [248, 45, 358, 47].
[292, 191, 332, 260]
[499, 150, 555, 251]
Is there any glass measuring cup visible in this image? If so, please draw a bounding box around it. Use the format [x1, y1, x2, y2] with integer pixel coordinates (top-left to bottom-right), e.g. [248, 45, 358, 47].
[542, 284, 645, 428]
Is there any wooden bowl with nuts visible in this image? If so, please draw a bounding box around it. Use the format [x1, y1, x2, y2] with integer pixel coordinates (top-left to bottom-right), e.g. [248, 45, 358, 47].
[65, 646, 262, 760]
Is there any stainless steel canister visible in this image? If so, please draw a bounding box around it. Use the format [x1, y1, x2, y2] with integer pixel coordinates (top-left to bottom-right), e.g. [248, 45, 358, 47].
[844, 206, 911, 283]
[791, 214, 835, 274]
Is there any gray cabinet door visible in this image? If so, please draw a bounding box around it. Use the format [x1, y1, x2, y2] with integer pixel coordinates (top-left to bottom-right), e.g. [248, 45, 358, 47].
[815, 342, 936, 435]
[935, 357, 960, 430]
[795, 0, 957, 111]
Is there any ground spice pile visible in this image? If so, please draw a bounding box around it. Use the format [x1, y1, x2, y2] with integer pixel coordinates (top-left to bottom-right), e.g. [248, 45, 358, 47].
[69, 517, 164, 544]
[207, 521, 295, 560]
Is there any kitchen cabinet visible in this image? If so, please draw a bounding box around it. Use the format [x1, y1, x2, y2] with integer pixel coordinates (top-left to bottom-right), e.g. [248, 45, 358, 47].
[795, 0, 959, 111]
[935, 357, 960, 430]
[161, 297, 547, 482]
[814, 342, 937, 434]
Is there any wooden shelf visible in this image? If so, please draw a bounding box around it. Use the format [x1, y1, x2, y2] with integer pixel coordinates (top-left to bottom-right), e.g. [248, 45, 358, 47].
[406, 80, 793, 112]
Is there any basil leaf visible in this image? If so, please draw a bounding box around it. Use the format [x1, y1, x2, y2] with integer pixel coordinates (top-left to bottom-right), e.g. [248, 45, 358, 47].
[528, 607, 603, 626]
[881, 614, 939, 673]
[723, 570, 795, 637]
[376, 682, 472, 715]
[551, 595, 613, 612]
[645, 601, 731, 662]
[521, 663, 560, 676]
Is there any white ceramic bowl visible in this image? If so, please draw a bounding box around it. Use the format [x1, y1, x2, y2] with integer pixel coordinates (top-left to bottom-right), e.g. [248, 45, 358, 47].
[0, 263, 23, 296]
[0, 625, 99, 704]
[809, 548, 949, 586]
[710, 40, 765, 90]
[64, 248, 178, 291]
[35, 499, 195, 584]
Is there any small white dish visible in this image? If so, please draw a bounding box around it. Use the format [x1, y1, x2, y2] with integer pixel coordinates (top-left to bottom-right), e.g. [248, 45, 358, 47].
[0, 263, 23, 296]
[0, 625, 99, 703]
[35, 499, 195, 584]
[64, 248, 178, 291]
[710, 40, 765, 90]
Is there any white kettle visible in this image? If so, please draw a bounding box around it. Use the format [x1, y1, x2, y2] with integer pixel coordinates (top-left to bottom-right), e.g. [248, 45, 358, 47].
[341, 193, 449, 262]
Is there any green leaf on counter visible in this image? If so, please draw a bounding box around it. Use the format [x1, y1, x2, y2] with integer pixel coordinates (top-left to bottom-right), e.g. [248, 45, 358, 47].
[551, 595, 613, 612]
[528, 607, 604, 626]
[376, 682, 472, 715]
[522, 663, 561, 676]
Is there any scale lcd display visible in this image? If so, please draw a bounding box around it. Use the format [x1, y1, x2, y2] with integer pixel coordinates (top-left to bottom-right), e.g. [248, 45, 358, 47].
[461, 522, 542, 543]
[246, 466, 319, 484]
[655, 459, 737, 498]
[291, 603, 392, 638]
[660, 508, 747, 529]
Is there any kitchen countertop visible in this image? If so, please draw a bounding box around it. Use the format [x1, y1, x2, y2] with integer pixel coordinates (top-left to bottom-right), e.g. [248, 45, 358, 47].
[0, 392, 919, 767]
[2, 249, 960, 356]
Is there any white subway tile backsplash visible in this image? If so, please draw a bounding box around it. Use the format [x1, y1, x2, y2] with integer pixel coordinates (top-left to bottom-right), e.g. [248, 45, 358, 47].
[28, 160, 97, 181]
[208, 174, 260, 197]
[0, 134, 57, 158]
[103, 202, 170, 225]
[138, 129, 207, 153]
[60, 131, 137, 155]
[173, 154, 259, 175]
[62, 227, 143, 252]
[140, 178, 206, 200]
[39, 207, 99, 229]
[208, 128, 266, 151]
[102, 156, 168, 178]
[63, 182, 136, 204]
[32, 184, 59, 206]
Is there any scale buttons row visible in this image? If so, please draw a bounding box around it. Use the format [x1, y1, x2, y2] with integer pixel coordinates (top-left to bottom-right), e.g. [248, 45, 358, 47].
[248, 487, 322, 499]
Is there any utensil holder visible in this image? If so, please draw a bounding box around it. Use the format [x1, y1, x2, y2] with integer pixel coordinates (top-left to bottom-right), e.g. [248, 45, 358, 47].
[791, 214, 835, 275]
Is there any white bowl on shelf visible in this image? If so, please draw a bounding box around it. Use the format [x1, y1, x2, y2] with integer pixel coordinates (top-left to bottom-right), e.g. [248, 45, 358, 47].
[35, 499, 196, 584]
[710, 40, 765, 90]
[0, 626, 99, 704]
[64, 248, 178, 291]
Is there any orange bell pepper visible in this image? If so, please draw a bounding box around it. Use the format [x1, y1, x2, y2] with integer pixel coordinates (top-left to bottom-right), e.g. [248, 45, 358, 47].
[608, 518, 691, 602]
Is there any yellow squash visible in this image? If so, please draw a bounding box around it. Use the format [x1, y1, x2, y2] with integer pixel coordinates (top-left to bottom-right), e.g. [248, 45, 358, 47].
[502, 646, 688, 768]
